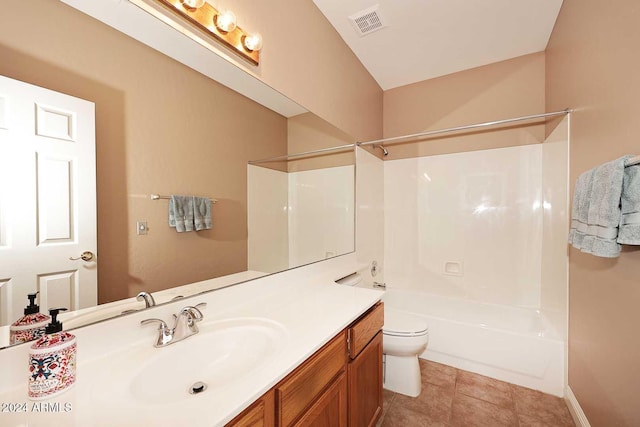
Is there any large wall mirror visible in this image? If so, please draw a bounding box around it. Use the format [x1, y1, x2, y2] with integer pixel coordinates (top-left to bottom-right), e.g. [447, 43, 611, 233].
[0, 0, 355, 348]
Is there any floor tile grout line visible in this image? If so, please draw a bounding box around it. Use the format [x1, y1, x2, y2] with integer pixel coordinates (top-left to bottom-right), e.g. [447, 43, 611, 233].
[449, 368, 459, 425]
[510, 382, 522, 427]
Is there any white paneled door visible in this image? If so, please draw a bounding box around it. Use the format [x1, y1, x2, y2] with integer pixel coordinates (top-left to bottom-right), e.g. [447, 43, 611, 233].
[0, 75, 97, 327]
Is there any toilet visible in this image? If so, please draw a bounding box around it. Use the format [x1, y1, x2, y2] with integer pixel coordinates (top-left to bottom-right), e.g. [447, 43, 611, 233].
[334, 273, 429, 397]
[382, 308, 429, 397]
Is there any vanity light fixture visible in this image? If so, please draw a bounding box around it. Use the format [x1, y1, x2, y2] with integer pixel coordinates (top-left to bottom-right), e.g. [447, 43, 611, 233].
[180, 0, 205, 9]
[243, 33, 263, 52]
[214, 10, 237, 33]
[142, 0, 262, 65]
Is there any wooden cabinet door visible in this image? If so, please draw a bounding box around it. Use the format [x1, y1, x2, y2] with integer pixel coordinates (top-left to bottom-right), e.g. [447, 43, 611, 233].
[276, 332, 347, 427]
[226, 390, 275, 427]
[348, 331, 383, 427]
[293, 372, 348, 427]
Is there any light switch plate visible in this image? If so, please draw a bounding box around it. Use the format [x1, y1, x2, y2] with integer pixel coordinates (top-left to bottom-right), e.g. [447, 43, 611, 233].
[137, 220, 148, 235]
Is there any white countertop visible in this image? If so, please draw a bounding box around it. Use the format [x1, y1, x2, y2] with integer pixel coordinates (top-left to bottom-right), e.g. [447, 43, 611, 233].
[0, 259, 382, 427]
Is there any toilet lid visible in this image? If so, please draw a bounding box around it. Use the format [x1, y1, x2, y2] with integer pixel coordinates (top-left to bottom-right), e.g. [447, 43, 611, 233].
[383, 309, 429, 337]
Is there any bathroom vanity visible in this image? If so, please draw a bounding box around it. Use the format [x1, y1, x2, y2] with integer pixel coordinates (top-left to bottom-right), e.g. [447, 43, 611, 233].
[228, 302, 384, 427]
[0, 257, 383, 427]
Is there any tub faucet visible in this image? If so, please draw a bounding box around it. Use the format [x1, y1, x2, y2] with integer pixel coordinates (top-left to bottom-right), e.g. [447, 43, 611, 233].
[373, 282, 387, 290]
[136, 291, 156, 308]
[141, 302, 207, 348]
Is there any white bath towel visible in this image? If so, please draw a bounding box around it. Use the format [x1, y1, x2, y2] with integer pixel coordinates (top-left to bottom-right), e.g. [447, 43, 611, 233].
[617, 162, 640, 244]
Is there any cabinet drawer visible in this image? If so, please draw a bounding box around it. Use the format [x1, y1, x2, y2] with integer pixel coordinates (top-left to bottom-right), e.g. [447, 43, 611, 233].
[276, 331, 347, 427]
[348, 302, 384, 359]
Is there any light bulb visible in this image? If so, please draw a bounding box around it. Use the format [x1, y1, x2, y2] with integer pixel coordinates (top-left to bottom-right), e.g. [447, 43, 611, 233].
[181, 0, 205, 9]
[214, 10, 237, 33]
[243, 33, 263, 52]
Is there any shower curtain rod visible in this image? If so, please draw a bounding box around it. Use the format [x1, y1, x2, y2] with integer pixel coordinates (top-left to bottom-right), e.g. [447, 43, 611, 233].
[248, 109, 571, 164]
[248, 143, 355, 164]
[357, 109, 572, 147]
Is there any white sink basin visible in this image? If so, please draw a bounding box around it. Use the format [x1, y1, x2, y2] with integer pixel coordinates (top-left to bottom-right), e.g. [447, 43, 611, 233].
[91, 317, 288, 405]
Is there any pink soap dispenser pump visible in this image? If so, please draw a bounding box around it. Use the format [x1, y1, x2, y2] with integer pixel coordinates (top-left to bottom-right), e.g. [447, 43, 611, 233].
[9, 292, 50, 345]
[28, 308, 77, 400]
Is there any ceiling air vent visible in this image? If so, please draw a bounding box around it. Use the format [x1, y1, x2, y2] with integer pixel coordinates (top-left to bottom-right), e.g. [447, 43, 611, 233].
[348, 5, 388, 37]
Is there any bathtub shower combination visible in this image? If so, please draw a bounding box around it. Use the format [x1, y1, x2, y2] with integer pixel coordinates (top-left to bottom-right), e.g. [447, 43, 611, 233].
[365, 119, 570, 398]
[382, 289, 565, 396]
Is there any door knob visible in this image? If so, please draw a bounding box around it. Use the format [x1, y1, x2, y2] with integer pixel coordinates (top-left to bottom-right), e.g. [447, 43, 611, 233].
[69, 251, 95, 262]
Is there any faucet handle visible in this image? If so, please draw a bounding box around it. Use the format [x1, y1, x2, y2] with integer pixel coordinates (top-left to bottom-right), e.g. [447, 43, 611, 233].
[195, 302, 207, 311]
[140, 318, 169, 330]
[181, 305, 204, 322]
[141, 318, 173, 347]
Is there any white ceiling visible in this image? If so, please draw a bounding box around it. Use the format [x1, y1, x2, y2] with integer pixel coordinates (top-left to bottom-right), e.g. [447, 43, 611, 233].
[312, 0, 563, 90]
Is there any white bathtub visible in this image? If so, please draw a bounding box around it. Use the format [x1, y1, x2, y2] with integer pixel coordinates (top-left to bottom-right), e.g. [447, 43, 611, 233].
[382, 289, 565, 396]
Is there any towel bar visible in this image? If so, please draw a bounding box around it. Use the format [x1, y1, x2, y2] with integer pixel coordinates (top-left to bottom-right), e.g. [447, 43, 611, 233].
[151, 194, 218, 203]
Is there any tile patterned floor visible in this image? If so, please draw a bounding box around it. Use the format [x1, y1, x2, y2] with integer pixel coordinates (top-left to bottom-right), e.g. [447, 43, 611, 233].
[377, 360, 575, 427]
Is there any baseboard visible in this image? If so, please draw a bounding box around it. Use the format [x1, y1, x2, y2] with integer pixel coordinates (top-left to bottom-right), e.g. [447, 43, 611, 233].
[565, 385, 591, 427]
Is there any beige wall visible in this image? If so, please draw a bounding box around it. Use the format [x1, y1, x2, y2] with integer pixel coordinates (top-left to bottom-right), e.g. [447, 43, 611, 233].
[206, 0, 383, 142]
[383, 53, 546, 160]
[546, 1, 640, 425]
[287, 113, 354, 173]
[0, 0, 287, 303]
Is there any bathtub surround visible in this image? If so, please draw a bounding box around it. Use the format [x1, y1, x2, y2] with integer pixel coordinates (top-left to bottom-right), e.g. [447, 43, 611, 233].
[374, 116, 569, 397]
[248, 164, 355, 273]
[287, 166, 355, 268]
[384, 144, 545, 308]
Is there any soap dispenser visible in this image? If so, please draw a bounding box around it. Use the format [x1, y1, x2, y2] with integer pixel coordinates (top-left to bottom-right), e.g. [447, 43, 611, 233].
[28, 308, 77, 400]
[9, 292, 50, 345]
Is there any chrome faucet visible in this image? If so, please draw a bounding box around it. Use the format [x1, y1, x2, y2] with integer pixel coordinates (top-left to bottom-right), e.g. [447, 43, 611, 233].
[121, 291, 158, 315]
[141, 303, 207, 348]
[373, 282, 387, 290]
[136, 291, 157, 308]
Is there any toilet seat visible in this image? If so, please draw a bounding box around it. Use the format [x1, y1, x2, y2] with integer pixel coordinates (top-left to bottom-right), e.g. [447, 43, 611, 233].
[383, 309, 429, 337]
